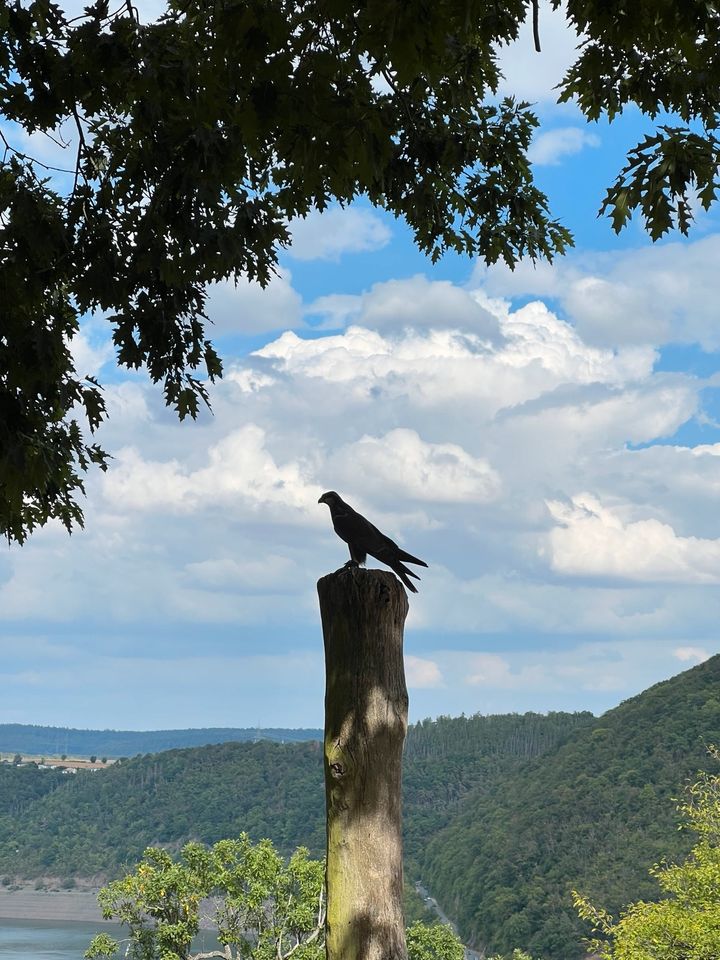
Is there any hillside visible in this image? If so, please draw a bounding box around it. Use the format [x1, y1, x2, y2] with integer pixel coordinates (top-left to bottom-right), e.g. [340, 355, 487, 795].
[3, 658, 718, 960]
[0, 724, 323, 758]
[0, 711, 589, 882]
[421, 654, 720, 958]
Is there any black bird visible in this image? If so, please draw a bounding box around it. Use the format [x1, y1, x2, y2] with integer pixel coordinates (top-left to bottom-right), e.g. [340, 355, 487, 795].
[318, 491, 428, 593]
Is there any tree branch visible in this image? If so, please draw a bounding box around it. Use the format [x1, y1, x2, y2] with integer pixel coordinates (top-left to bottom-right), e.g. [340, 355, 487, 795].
[0, 128, 75, 175]
[532, 0, 541, 52]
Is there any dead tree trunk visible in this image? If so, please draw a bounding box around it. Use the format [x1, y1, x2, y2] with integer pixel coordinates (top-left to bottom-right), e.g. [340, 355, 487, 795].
[317, 566, 409, 960]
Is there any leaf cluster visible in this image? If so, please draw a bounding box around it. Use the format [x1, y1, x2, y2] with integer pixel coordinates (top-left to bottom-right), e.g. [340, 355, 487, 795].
[83, 838, 471, 960]
[557, 0, 720, 240]
[574, 754, 720, 960]
[0, 0, 571, 541]
[85, 834, 325, 960]
[405, 920, 465, 960]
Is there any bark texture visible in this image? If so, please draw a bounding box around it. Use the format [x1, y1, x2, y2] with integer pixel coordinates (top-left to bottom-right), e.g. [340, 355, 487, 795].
[317, 566, 409, 960]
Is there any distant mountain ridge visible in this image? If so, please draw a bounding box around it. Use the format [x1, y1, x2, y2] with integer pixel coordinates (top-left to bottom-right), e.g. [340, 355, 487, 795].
[0, 724, 323, 757]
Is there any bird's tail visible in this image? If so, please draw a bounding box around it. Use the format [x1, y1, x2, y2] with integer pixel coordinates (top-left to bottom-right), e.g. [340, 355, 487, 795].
[391, 560, 420, 593]
[395, 548, 428, 568]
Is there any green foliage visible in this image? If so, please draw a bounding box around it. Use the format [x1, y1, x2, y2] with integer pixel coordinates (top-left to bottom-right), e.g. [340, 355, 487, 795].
[0, 711, 590, 881]
[3, 0, 720, 540]
[420, 654, 720, 958]
[600, 128, 720, 240]
[558, 0, 720, 239]
[85, 841, 471, 960]
[574, 756, 720, 960]
[0, 740, 327, 878]
[0, 154, 109, 543]
[402, 710, 594, 878]
[0, 761, 65, 816]
[85, 834, 325, 960]
[0, 0, 572, 543]
[5, 658, 720, 960]
[488, 952, 537, 960]
[406, 921, 465, 960]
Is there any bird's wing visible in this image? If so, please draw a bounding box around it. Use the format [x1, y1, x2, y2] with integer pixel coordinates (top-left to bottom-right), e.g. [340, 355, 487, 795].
[365, 524, 427, 569]
[331, 506, 377, 563]
[331, 502, 426, 592]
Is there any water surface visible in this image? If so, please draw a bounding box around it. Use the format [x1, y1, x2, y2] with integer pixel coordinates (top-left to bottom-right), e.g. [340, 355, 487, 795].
[0, 918, 120, 959]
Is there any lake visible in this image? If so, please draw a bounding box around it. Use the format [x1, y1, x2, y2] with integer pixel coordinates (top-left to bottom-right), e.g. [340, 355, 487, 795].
[0, 918, 224, 958]
[0, 918, 119, 959]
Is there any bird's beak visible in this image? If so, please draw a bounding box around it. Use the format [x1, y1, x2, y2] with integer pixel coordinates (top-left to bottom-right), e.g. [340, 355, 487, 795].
[318, 494, 326, 504]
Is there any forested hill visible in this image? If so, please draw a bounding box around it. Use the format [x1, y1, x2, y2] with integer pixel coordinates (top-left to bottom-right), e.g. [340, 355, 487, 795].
[421, 653, 720, 959]
[0, 724, 323, 757]
[0, 711, 590, 881]
[2, 657, 718, 960]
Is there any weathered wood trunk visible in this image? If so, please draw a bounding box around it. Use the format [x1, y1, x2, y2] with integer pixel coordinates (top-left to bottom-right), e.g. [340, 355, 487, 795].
[317, 567, 409, 960]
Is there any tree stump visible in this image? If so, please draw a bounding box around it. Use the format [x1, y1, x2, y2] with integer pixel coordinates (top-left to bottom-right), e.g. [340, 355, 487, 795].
[317, 566, 409, 960]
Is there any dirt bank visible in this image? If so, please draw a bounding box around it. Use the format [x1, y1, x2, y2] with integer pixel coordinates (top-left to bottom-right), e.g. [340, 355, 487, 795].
[0, 889, 107, 922]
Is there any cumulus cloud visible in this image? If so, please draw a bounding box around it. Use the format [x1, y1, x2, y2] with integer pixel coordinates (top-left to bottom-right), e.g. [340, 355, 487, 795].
[6, 231, 718, 726]
[102, 424, 323, 519]
[206, 268, 303, 336]
[405, 656, 444, 689]
[329, 429, 501, 504]
[545, 494, 720, 584]
[307, 275, 503, 339]
[478, 234, 720, 350]
[528, 127, 600, 166]
[286, 206, 392, 261]
[256, 297, 656, 421]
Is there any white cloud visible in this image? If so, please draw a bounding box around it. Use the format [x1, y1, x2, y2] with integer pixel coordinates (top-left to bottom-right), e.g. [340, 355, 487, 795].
[496, 0, 582, 104]
[225, 368, 278, 394]
[102, 425, 323, 519]
[6, 234, 720, 725]
[330, 429, 501, 504]
[206, 268, 303, 336]
[256, 297, 656, 422]
[465, 653, 547, 690]
[674, 646, 711, 664]
[69, 327, 113, 379]
[545, 493, 720, 584]
[286, 206, 391, 261]
[405, 656, 444, 689]
[183, 555, 298, 591]
[528, 126, 600, 166]
[308, 276, 503, 339]
[478, 234, 720, 350]
[427, 638, 717, 714]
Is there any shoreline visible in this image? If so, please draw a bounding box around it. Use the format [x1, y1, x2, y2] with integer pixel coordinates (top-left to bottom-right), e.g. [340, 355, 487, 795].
[0, 890, 108, 923]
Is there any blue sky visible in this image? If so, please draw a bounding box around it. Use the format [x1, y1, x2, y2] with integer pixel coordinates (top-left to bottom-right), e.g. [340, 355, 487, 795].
[2, 2, 720, 730]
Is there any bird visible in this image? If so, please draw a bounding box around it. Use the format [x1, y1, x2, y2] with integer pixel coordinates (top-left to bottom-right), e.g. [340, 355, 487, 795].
[318, 491, 428, 593]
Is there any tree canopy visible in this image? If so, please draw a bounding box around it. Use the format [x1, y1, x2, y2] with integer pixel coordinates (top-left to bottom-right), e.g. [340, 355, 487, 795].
[574, 754, 720, 960]
[2, 0, 720, 541]
[84, 834, 469, 960]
